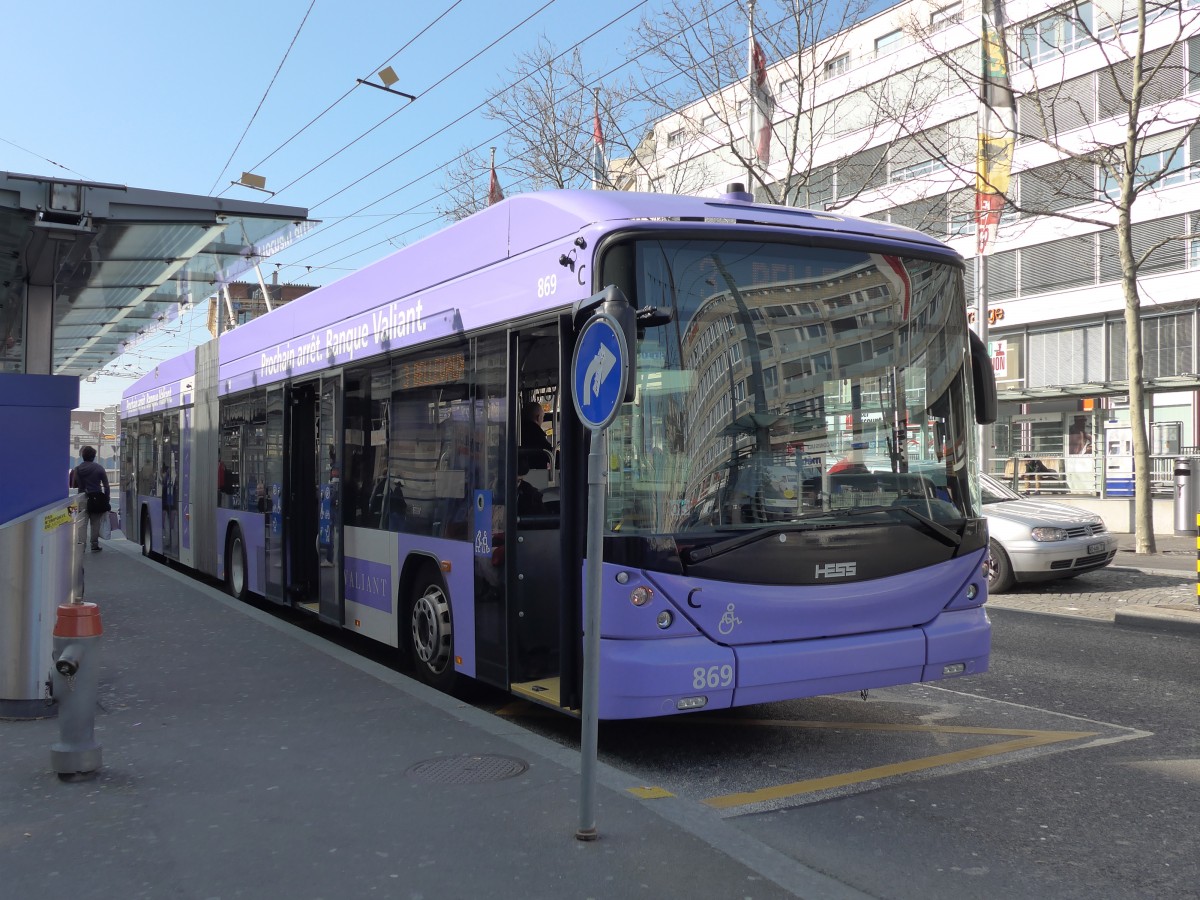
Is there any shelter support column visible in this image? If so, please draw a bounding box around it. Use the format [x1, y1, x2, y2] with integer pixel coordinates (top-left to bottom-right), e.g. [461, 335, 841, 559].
[24, 283, 54, 375]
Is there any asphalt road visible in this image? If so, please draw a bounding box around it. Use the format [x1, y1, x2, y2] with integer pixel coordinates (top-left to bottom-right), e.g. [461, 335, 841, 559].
[485, 602, 1199, 899]
[727, 609, 1199, 899]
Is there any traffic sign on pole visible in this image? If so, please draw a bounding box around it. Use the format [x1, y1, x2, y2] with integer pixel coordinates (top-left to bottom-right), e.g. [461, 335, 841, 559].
[570, 311, 630, 841]
[571, 313, 629, 432]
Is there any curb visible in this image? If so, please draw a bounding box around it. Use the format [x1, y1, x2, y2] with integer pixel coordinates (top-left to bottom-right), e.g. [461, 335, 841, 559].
[1114, 605, 1200, 635]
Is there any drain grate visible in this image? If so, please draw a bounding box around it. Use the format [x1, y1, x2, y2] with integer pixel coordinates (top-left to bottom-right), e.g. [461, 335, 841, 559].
[405, 754, 528, 784]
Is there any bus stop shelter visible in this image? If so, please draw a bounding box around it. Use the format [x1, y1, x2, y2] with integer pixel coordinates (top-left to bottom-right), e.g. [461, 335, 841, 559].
[0, 170, 310, 715]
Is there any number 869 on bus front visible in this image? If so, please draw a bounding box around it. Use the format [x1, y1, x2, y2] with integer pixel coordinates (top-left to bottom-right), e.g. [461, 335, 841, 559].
[693, 664, 734, 690]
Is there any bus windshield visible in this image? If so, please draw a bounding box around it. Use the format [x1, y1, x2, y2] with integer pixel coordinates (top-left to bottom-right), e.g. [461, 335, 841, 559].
[607, 237, 980, 535]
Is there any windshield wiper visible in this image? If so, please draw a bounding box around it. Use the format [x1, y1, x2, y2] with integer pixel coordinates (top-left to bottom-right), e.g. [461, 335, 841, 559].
[684, 514, 863, 564]
[684, 505, 963, 565]
[841, 504, 962, 547]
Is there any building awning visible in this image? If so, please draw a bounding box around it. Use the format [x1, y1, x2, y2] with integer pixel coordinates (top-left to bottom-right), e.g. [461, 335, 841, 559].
[997, 374, 1200, 404]
[0, 172, 312, 378]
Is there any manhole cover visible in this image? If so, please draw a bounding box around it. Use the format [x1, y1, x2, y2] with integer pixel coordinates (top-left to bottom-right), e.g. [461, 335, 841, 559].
[405, 754, 528, 784]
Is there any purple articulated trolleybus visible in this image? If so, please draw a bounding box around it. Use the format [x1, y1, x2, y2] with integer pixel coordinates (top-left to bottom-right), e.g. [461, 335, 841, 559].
[121, 186, 998, 720]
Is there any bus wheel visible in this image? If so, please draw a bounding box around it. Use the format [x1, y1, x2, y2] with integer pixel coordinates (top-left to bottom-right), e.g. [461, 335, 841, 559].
[226, 525, 249, 601]
[140, 511, 152, 557]
[408, 570, 455, 691]
[986, 539, 1014, 595]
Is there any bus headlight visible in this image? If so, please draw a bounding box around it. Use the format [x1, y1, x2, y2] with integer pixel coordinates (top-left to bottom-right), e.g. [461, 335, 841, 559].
[656, 610, 673, 629]
[630, 586, 653, 607]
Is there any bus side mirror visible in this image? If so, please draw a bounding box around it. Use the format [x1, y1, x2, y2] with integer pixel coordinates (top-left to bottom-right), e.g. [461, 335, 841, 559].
[969, 331, 998, 424]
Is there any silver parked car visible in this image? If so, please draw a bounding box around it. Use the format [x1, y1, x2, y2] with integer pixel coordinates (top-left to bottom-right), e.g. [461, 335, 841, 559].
[981, 473, 1118, 593]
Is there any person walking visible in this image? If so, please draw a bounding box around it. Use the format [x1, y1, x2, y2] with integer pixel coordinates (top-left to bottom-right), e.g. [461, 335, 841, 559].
[70, 445, 110, 552]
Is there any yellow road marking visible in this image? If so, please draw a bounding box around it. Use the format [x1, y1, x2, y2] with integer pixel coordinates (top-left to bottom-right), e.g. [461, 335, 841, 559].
[628, 786, 675, 799]
[493, 704, 1102, 810]
[703, 726, 1096, 809]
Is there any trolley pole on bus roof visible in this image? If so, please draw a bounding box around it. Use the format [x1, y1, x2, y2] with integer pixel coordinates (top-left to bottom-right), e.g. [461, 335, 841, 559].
[570, 291, 633, 841]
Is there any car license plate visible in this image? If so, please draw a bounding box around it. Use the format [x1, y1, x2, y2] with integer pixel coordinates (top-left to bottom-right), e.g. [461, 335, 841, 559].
[1088, 541, 1105, 554]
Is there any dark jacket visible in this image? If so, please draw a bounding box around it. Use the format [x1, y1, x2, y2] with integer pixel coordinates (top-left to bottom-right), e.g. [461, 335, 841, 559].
[70, 460, 110, 497]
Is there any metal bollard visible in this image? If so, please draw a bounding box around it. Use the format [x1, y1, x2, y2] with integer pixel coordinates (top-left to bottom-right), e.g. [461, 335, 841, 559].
[49, 602, 103, 779]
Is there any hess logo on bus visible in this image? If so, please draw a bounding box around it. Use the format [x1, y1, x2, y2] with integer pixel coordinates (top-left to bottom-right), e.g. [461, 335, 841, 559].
[815, 562, 857, 579]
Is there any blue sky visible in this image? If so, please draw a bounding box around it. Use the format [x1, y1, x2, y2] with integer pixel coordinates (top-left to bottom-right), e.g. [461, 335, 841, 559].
[2, 0, 659, 408]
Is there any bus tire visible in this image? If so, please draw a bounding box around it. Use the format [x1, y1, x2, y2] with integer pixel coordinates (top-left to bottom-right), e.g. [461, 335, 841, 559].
[140, 511, 152, 558]
[407, 567, 455, 692]
[986, 539, 1014, 595]
[226, 525, 249, 601]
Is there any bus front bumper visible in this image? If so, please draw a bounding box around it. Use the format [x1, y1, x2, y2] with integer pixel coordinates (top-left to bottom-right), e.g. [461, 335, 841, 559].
[597, 606, 990, 720]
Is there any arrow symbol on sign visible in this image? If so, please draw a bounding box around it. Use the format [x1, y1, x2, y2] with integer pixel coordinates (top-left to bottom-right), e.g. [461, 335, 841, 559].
[583, 343, 616, 406]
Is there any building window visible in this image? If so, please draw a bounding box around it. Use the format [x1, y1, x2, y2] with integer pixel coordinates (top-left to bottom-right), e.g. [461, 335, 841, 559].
[667, 129, 684, 148]
[1028, 324, 1104, 387]
[1110, 314, 1196, 380]
[737, 99, 750, 118]
[875, 29, 904, 56]
[1190, 36, 1200, 93]
[1098, 1, 1175, 40]
[1100, 147, 1187, 199]
[930, 2, 963, 31]
[891, 157, 944, 182]
[1017, 2, 1093, 66]
[701, 112, 720, 131]
[823, 53, 850, 81]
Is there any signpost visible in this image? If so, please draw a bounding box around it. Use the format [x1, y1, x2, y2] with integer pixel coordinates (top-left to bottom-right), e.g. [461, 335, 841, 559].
[571, 310, 630, 841]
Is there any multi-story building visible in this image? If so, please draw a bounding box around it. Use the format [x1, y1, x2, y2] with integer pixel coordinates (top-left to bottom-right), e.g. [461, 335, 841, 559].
[69, 407, 120, 498]
[630, 0, 1200, 497]
[205, 277, 318, 338]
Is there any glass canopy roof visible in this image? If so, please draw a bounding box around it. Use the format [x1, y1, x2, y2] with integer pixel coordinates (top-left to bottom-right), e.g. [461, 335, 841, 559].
[0, 172, 312, 378]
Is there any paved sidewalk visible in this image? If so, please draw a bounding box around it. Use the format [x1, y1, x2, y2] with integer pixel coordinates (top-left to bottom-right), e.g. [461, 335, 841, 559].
[1, 539, 863, 900]
[987, 531, 1200, 634]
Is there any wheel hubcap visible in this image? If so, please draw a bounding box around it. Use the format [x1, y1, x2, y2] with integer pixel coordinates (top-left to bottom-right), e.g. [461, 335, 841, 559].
[231, 538, 245, 593]
[411, 584, 451, 673]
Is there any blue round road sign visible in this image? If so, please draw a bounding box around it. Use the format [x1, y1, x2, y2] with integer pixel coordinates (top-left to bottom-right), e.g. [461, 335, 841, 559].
[571, 313, 629, 431]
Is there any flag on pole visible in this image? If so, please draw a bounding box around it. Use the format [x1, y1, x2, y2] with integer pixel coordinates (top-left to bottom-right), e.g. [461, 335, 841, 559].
[592, 95, 607, 189]
[976, 11, 1014, 256]
[748, 28, 775, 165]
[487, 147, 504, 206]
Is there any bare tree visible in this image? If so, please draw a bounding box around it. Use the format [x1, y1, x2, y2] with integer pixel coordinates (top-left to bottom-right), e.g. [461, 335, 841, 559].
[626, 0, 918, 206]
[438, 38, 627, 219]
[883, 0, 1200, 554]
[438, 147, 494, 222]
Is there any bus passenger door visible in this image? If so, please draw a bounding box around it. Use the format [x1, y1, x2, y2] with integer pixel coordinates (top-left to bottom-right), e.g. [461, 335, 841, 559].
[285, 381, 319, 611]
[472, 333, 509, 688]
[510, 324, 564, 692]
[264, 388, 286, 605]
[317, 374, 343, 625]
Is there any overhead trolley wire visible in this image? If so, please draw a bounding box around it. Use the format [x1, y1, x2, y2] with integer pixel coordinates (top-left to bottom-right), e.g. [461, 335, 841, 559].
[207, 0, 319, 196]
[277, 0, 567, 204]
[272, 0, 655, 265]
[217, 0, 468, 199]
[277, 0, 743, 277]
[0, 135, 90, 180]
